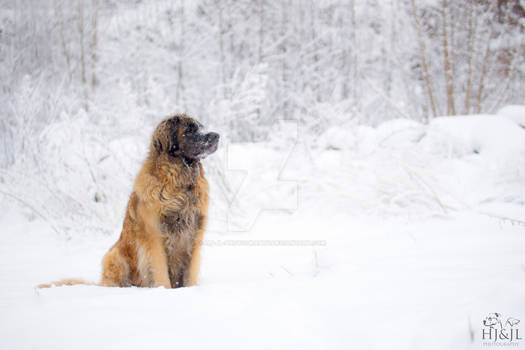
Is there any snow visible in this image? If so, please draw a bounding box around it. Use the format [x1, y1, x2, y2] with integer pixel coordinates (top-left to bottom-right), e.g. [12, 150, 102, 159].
[1, 110, 525, 349]
[1, 210, 524, 349]
[422, 115, 525, 160]
[499, 105, 525, 128]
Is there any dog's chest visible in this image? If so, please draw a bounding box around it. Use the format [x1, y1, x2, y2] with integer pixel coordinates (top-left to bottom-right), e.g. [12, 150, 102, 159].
[160, 208, 200, 237]
[159, 187, 203, 253]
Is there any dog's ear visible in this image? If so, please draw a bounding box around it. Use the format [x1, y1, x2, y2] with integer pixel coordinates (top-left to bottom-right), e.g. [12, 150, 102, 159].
[154, 139, 163, 153]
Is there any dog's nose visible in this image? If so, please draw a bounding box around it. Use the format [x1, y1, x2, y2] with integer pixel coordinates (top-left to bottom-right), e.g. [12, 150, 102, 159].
[207, 132, 219, 143]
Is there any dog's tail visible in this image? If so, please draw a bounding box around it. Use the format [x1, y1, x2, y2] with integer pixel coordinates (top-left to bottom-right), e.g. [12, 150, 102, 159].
[37, 278, 97, 288]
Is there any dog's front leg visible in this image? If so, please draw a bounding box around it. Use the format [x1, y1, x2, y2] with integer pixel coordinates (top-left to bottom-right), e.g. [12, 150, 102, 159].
[183, 227, 204, 287]
[140, 234, 171, 288]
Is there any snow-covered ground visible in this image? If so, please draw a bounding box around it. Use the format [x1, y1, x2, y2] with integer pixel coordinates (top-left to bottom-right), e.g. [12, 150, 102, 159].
[1, 109, 525, 349]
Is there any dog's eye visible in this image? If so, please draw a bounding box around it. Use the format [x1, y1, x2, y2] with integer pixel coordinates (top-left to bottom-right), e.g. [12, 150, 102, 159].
[186, 123, 197, 134]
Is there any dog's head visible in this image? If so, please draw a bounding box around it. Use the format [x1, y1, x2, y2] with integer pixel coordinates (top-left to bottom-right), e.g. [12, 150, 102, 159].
[151, 114, 219, 162]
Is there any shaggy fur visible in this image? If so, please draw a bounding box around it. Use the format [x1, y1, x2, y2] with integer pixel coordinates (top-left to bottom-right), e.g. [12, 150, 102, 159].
[39, 114, 219, 288]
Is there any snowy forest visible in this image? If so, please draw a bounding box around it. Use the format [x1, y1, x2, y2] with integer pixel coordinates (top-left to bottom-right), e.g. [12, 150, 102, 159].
[1, 0, 524, 234]
[1, 1, 525, 349]
[2, 1, 524, 136]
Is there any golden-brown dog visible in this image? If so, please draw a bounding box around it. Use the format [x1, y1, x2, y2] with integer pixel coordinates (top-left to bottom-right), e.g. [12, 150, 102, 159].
[39, 114, 219, 288]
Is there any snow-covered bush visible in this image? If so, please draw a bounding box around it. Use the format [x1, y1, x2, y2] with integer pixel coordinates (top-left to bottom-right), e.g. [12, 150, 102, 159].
[308, 112, 525, 219]
[208, 64, 270, 142]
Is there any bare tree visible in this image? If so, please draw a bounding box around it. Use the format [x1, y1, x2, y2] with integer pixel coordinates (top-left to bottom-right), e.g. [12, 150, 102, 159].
[90, 0, 98, 89]
[464, 0, 479, 114]
[78, 1, 88, 111]
[176, 0, 186, 110]
[410, 0, 438, 119]
[441, 0, 456, 115]
[474, 2, 497, 113]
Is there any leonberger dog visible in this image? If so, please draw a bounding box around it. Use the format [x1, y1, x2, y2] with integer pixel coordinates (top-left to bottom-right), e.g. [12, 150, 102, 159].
[39, 114, 219, 288]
